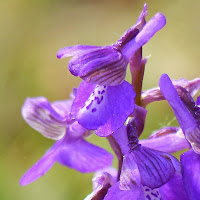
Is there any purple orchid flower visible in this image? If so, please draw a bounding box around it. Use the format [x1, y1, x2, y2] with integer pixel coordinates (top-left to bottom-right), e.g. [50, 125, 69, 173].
[20, 97, 113, 186]
[84, 158, 188, 200]
[57, 4, 166, 86]
[71, 80, 136, 136]
[159, 73, 200, 199]
[107, 116, 182, 199]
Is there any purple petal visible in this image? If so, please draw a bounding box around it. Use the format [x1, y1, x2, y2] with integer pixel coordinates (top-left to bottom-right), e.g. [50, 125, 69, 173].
[159, 74, 197, 135]
[22, 97, 71, 140]
[143, 186, 162, 200]
[121, 13, 166, 59]
[131, 146, 180, 189]
[92, 167, 117, 190]
[119, 153, 141, 190]
[69, 46, 128, 86]
[159, 74, 200, 153]
[51, 99, 72, 117]
[67, 121, 88, 140]
[84, 168, 117, 200]
[112, 125, 129, 155]
[134, 105, 147, 136]
[72, 81, 135, 136]
[71, 81, 96, 118]
[20, 140, 62, 186]
[185, 128, 200, 154]
[141, 77, 200, 107]
[56, 138, 113, 173]
[136, 4, 148, 24]
[57, 45, 101, 59]
[181, 149, 200, 200]
[116, 4, 147, 49]
[140, 129, 190, 153]
[159, 174, 190, 200]
[141, 86, 165, 107]
[174, 78, 200, 97]
[196, 96, 200, 105]
[148, 127, 179, 139]
[105, 182, 163, 200]
[104, 182, 145, 200]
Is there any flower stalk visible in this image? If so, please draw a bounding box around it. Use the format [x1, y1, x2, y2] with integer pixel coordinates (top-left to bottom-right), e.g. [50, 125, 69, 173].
[130, 48, 145, 106]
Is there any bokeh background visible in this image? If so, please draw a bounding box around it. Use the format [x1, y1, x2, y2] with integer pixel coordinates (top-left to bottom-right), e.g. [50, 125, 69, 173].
[1, 0, 200, 199]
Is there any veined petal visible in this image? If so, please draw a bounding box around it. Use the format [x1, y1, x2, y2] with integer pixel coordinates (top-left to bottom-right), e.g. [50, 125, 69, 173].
[72, 81, 135, 136]
[20, 140, 62, 186]
[140, 128, 190, 153]
[132, 146, 180, 189]
[185, 127, 200, 154]
[56, 138, 113, 173]
[119, 153, 141, 190]
[68, 46, 128, 86]
[159, 74, 200, 153]
[148, 127, 179, 139]
[57, 45, 101, 59]
[141, 77, 200, 107]
[181, 149, 200, 200]
[58, 44, 128, 86]
[22, 97, 70, 140]
[159, 74, 197, 135]
[174, 78, 200, 97]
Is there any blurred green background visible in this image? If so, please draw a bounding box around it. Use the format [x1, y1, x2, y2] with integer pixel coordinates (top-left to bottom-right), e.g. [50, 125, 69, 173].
[1, 0, 200, 199]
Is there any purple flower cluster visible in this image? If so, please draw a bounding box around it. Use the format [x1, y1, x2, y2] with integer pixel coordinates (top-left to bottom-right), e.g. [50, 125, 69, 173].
[20, 4, 200, 200]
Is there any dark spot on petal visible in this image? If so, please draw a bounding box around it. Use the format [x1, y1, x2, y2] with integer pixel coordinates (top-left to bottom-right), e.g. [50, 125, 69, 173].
[92, 108, 97, 112]
[151, 192, 158, 197]
[94, 96, 103, 104]
[86, 100, 93, 109]
[146, 194, 151, 200]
